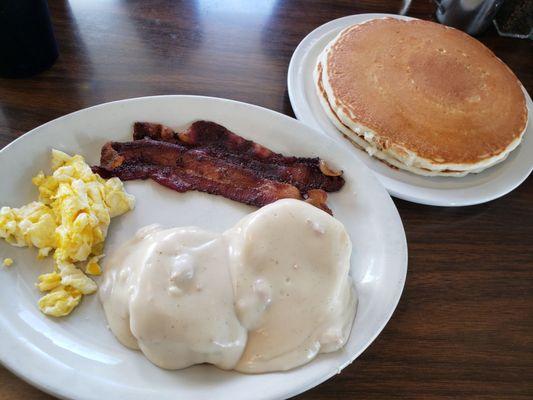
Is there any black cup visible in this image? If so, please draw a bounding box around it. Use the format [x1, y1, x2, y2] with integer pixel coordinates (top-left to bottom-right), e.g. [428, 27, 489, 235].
[0, 0, 59, 78]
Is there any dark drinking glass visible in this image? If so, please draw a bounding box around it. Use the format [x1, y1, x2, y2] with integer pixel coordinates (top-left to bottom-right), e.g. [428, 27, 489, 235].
[0, 0, 58, 78]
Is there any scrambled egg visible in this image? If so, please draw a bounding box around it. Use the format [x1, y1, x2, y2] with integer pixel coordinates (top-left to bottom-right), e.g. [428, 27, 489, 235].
[3, 258, 13, 266]
[0, 150, 134, 317]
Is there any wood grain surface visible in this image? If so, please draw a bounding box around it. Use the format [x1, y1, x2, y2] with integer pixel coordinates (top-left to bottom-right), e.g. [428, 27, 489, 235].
[0, 1, 532, 399]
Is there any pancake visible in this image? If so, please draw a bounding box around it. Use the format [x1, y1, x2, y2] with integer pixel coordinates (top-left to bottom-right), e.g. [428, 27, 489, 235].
[317, 17, 528, 176]
[314, 62, 469, 177]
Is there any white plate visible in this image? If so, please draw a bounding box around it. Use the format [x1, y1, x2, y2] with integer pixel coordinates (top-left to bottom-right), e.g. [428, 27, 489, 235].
[0, 96, 407, 400]
[288, 13, 533, 206]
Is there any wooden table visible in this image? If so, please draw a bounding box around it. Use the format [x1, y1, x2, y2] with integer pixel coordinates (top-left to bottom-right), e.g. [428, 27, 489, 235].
[1, 1, 531, 399]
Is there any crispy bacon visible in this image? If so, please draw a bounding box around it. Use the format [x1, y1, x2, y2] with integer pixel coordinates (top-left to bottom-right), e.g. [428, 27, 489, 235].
[133, 121, 345, 193]
[96, 139, 316, 209]
[304, 189, 332, 215]
[94, 120, 345, 213]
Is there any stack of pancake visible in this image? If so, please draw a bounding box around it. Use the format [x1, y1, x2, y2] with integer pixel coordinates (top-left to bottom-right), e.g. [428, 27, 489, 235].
[315, 18, 528, 177]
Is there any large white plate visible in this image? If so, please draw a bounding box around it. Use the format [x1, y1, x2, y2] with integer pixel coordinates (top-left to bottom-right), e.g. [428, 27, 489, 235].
[0, 96, 407, 400]
[288, 13, 533, 206]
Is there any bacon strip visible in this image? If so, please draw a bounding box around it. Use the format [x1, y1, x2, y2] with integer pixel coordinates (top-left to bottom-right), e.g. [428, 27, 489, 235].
[133, 121, 345, 193]
[95, 139, 320, 209]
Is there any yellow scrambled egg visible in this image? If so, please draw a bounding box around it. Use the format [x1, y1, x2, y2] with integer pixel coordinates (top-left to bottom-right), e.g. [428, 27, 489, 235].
[0, 150, 134, 317]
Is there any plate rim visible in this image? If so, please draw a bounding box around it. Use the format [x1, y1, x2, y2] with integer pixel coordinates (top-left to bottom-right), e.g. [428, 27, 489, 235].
[287, 13, 533, 207]
[0, 94, 408, 400]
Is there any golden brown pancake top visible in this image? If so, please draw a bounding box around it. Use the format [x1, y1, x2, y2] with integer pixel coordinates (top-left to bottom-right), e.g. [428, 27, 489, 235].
[325, 18, 528, 165]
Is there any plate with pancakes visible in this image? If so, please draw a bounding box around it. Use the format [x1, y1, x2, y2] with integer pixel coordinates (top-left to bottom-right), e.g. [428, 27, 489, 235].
[288, 14, 532, 206]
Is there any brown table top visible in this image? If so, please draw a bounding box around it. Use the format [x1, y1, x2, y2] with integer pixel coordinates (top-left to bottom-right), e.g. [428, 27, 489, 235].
[1, 1, 532, 399]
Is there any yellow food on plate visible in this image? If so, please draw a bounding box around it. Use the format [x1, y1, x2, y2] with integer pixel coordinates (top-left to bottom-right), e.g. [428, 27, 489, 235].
[3, 258, 13, 266]
[0, 149, 135, 317]
[0, 201, 56, 255]
[38, 285, 83, 317]
[85, 255, 103, 275]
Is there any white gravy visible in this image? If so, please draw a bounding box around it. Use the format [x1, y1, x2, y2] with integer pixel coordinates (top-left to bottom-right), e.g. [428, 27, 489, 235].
[100, 199, 357, 373]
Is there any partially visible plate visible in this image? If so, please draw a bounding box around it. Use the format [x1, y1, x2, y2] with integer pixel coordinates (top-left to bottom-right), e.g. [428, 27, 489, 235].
[0, 96, 407, 400]
[288, 13, 533, 206]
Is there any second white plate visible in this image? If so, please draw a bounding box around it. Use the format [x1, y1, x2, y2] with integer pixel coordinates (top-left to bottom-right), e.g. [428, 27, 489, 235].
[288, 13, 533, 206]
